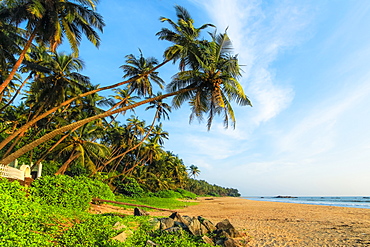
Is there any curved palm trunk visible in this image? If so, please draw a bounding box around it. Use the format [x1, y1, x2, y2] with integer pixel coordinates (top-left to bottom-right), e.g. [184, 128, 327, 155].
[34, 126, 81, 167]
[0, 30, 37, 96]
[95, 110, 159, 174]
[0, 73, 32, 113]
[55, 151, 80, 175]
[0, 87, 194, 165]
[0, 59, 170, 151]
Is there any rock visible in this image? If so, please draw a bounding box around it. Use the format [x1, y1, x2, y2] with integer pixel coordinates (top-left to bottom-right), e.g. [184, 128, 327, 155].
[113, 222, 127, 230]
[202, 235, 214, 245]
[182, 215, 193, 225]
[188, 217, 202, 236]
[159, 217, 174, 230]
[148, 218, 160, 230]
[275, 195, 297, 198]
[112, 229, 133, 242]
[134, 207, 149, 216]
[163, 226, 182, 233]
[214, 229, 231, 239]
[174, 220, 188, 229]
[146, 240, 159, 246]
[216, 219, 241, 238]
[201, 219, 216, 233]
[223, 238, 239, 247]
[169, 212, 191, 226]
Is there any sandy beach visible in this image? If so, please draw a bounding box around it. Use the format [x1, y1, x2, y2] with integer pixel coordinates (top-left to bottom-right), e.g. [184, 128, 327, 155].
[92, 197, 370, 246]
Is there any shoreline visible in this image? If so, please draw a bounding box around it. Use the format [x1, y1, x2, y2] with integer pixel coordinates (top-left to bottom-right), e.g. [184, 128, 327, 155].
[242, 196, 370, 209]
[93, 197, 370, 246]
[179, 197, 370, 246]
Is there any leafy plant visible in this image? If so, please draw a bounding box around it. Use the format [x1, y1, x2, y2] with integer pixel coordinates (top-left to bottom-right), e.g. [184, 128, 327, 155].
[31, 175, 114, 211]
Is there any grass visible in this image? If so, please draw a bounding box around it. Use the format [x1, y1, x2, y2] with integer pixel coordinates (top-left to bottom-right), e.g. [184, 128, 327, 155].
[112, 195, 199, 210]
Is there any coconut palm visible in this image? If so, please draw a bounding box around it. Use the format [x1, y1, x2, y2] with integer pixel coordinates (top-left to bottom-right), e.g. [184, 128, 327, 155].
[188, 164, 200, 178]
[120, 50, 165, 97]
[168, 32, 252, 130]
[156, 5, 215, 70]
[0, 8, 251, 166]
[54, 121, 110, 175]
[25, 52, 91, 113]
[0, 0, 104, 95]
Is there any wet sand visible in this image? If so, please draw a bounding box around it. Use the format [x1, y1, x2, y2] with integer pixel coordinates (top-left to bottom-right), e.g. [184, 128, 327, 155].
[91, 197, 370, 246]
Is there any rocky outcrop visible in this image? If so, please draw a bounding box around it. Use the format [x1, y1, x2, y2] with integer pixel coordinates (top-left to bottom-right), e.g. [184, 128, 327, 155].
[145, 212, 243, 247]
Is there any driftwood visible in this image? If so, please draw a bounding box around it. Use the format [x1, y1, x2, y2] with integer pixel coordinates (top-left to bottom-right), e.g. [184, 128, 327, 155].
[92, 198, 175, 212]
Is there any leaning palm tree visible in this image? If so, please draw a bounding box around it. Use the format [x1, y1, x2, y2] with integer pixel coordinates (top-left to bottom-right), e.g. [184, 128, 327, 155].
[0, 0, 104, 95]
[0, 5, 209, 149]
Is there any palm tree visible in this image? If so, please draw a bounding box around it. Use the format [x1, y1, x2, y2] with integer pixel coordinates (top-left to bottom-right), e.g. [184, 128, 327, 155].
[188, 164, 200, 178]
[149, 123, 169, 146]
[168, 32, 252, 130]
[0, 7, 252, 166]
[120, 50, 165, 97]
[0, 5, 207, 150]
[156, 5, 215, 70]
[0, 0, 104, 96]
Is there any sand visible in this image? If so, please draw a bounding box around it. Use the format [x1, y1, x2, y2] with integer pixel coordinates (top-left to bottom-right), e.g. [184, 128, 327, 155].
[91, 197, 370, 246]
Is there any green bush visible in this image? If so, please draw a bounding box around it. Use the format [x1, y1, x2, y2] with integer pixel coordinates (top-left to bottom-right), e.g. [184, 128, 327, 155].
[74, 176, 115, 201]
[0, 179, 54, 246]
[123, 228, 212, 247]
[175, 188, 197, 199]
[31, 175, 114, 211]
[154, 190, 182, 198]
[31, 175, 92, 211]
[57, 214, 121, 247]
[113, 177, 146, 197]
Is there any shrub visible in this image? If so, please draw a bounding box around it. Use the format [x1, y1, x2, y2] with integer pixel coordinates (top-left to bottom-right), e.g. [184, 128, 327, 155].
[175, 188, 197, 199]
[0, 179, 54, 246]
[31, 175, 92, 211]
[154, 190, 182, 198]
[57, 214, 121, 247]
[113, 177, 146, 197]
[74, 176, 115, 201]
[31, 175, 114, 211]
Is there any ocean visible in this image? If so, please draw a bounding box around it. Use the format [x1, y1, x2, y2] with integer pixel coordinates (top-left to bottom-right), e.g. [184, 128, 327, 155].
[243, 196, 370, 209]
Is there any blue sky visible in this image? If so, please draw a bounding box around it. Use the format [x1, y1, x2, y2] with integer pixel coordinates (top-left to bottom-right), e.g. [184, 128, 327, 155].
[72, 0, 370, 196]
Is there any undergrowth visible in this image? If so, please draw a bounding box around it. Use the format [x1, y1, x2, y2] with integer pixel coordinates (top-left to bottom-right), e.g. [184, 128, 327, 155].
[0, 176, 209, 246]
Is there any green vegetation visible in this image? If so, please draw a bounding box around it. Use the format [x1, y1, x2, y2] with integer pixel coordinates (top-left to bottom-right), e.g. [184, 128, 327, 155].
[0, 177, 212, 246]
[0, 2, 246, 246]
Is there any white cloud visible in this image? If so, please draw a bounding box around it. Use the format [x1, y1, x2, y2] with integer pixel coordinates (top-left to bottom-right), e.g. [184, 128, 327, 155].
[193, 0, 313, 128]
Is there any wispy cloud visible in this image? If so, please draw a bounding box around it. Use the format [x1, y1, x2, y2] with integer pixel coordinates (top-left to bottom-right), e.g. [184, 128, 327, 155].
[194, 0, 314, 128]
[170, 0, 315, 162]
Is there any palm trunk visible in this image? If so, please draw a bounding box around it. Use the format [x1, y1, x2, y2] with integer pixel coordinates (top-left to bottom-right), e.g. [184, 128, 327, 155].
[2, 133, 24, 158]
[95, 110, 159, 173]
[55, 151, 80, 175]
[0, 59, 171, 151]
[0, 30, 37, 96]
[33, 126, 81, 167]
[0, 73, 32, 113]
[0, 87, 195, 165]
